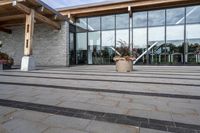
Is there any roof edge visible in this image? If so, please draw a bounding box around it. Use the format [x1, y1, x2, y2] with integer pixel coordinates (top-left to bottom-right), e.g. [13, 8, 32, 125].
[57, 0, 131, 11]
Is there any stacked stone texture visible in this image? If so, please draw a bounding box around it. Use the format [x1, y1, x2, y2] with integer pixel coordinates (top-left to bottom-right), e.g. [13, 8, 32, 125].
[0, 21, 69, 67]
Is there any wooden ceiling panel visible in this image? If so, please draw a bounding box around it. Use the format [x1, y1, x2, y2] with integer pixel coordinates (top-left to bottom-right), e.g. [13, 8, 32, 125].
[59, 0, 200, 18]
[0, 0, 66, 29]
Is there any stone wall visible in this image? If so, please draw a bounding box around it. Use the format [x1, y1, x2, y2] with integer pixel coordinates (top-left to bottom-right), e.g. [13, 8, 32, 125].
[0, 21, 69, 67]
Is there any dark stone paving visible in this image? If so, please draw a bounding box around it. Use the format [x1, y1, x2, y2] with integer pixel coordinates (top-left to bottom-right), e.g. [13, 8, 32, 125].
[1, 65, 200, 133]
[0, 99, 199, 133]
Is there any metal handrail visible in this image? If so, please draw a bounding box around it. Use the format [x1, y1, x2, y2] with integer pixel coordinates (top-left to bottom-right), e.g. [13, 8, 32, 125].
[133, 42, 158, 64]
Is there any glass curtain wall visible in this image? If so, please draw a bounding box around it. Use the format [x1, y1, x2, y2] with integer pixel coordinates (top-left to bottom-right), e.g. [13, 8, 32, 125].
[75, 13, 129, 65]
[76, 18, 88, 64]
[133, 12, 147, 64]
[166, 8, 185, 64]
[101, 15, 115, 64]
[74, 5, 200, 65]
[69, 24, 76, 65]
[148, 10, 166, 64]
[186, 6, 200, 64]
[88, 17, 101, 64]
[116, 14, 129, 49]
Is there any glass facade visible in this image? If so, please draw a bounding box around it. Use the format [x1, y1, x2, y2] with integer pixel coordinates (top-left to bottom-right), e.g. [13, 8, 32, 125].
[73, 5, 200, 65]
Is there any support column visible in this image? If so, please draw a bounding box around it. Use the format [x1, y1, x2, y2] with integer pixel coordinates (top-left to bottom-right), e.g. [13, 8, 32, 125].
[21, 9, 35, 71]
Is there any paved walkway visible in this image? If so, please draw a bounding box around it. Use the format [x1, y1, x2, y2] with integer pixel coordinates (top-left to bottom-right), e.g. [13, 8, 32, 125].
[0, 65, 200, 133]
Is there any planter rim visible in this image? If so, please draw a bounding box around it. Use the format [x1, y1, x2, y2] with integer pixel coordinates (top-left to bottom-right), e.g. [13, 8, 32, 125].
[113, 57, 135, 62]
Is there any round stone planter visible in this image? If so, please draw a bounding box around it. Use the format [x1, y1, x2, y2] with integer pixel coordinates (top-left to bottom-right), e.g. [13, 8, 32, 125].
[115, 58, 133, 72]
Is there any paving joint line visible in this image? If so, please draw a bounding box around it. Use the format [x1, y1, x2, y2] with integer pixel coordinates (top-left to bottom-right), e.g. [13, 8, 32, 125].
[0, 99, 199, 133]
[0, 81, 200, 100]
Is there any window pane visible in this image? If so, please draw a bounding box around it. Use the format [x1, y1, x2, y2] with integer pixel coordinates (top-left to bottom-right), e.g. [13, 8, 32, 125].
[76, 33, 87, 50]
[133, 12, 147, 28]
[116, 29, 129, 47]
[102, 30, 115, 47]
[101, 15, 115, 30]
[88, 17, 100, 31]
[76, 33, 87, 64]
[88, 31, 101, 64]
[102, 30, 115, 64]
[166, 25, 184, 41]
[133, 28, 147, 64]
[76, 18, 87, 32]
[133, 28, 147, 48]
[149, 27, 165, 42]
[148, 26, 165, 64]
[166, 8, 185, 25]
[186, 6, 200, 24]
[166, 25, 184, 64]
[116, 14, 129, 29]
[148, 10, 165, 26]
[186, 24, 200, 64]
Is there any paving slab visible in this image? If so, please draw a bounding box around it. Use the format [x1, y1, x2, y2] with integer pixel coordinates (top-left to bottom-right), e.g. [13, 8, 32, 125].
[0, 65, 200, 132]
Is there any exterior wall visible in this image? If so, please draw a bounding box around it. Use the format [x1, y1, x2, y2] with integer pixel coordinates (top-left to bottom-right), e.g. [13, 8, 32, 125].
[0, 21, 69, 67]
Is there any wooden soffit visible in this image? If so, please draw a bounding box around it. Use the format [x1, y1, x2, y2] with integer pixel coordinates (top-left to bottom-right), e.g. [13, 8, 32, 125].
[0, 0, 67, 33]
[59, 0, 200, 18]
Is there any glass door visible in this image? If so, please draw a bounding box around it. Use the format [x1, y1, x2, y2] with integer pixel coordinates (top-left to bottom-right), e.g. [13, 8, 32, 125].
[69, 32, 76, 65]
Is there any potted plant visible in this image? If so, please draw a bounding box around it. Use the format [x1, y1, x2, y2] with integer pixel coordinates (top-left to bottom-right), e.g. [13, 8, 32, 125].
[113, 40, 135, 72]
[0, 42, 14, 70]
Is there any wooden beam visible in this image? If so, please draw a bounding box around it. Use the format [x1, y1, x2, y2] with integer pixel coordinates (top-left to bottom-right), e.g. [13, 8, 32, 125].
[0, 27, 12, 34]
[12, 0, 31, 14]
[12, 1, 60, 29]
[0, 0, 24, 6]
[24, 9, 34, 56]
[67, 13, 75, 23]
[0, 14, 25, 22]
[60, 0, 200, 17]
[35, 12, 61, 30]
[0, 0, 11, 6]
[37, 6, 44, 12]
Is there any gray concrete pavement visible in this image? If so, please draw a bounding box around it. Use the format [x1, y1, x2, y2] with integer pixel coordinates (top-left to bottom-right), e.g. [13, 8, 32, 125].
[0, 65, 200, 133]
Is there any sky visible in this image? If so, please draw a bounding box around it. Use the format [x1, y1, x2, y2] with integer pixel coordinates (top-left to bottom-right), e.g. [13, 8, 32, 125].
[41, 0, 115, 9]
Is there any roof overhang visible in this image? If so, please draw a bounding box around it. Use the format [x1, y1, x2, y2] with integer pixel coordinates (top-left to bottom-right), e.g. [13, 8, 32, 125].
[0, 0, 68, 34]
[59, 0, 200, 18]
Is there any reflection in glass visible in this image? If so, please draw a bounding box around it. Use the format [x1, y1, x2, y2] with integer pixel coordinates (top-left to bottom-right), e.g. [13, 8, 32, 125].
[101, 15, 115, 30]
[133, 28, 147, 64]
[166, 8, 185, 64]
[148, 10, 166, 64]
[74, 6, 200, 65]
[166, 25, 184, 64]
[185, 6, 200, 64]
[133, 12, 147, 28]
[148, 10, 165, 26]
[88, 17, 100, 31]
[186, 6, 200, 24]
[76, 33, 87, 64]
[132, 12, 147, 64]
[88, 31, 101, 64]
[186, 24, 200, 64]
[76, 18, 87, 32]
[116, 14, 129, 29]
[116, 29, 129, 48]
[102, 30, 115, 64]
[148, 27, 165, 64]
[166, 8, 185, 25]
[69, 33, 76, 65]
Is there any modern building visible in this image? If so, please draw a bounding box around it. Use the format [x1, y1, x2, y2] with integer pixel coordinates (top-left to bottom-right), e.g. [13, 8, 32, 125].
[0, 0, 200, 71]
